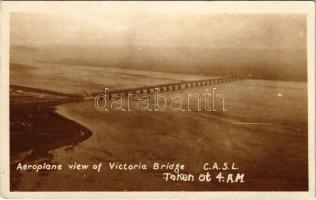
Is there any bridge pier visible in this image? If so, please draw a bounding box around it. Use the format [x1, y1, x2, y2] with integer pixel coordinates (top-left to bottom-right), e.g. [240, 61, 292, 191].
[161, 86, 167, 91]
[142, 88, 149, 94]
[149, 88, 155, 93]
[126, 91, 133, 95]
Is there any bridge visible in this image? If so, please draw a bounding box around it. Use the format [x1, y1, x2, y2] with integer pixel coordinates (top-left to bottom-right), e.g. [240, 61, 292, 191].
[102, 75, 244, 98]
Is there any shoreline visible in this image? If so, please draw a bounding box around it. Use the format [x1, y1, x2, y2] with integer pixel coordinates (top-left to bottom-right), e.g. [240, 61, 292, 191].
[10, 85, 93, 190]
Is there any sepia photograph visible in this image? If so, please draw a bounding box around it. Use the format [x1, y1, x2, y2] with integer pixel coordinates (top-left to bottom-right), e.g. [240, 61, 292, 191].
[0, 1, 315, 199]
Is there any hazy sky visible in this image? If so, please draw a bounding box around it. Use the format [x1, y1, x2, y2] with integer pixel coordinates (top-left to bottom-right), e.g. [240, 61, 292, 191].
[10, 8, 307, 80]
[11, 12, 306, 50]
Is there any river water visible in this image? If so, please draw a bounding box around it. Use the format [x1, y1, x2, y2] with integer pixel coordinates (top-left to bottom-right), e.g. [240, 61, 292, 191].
[14, 80, 308, 191]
